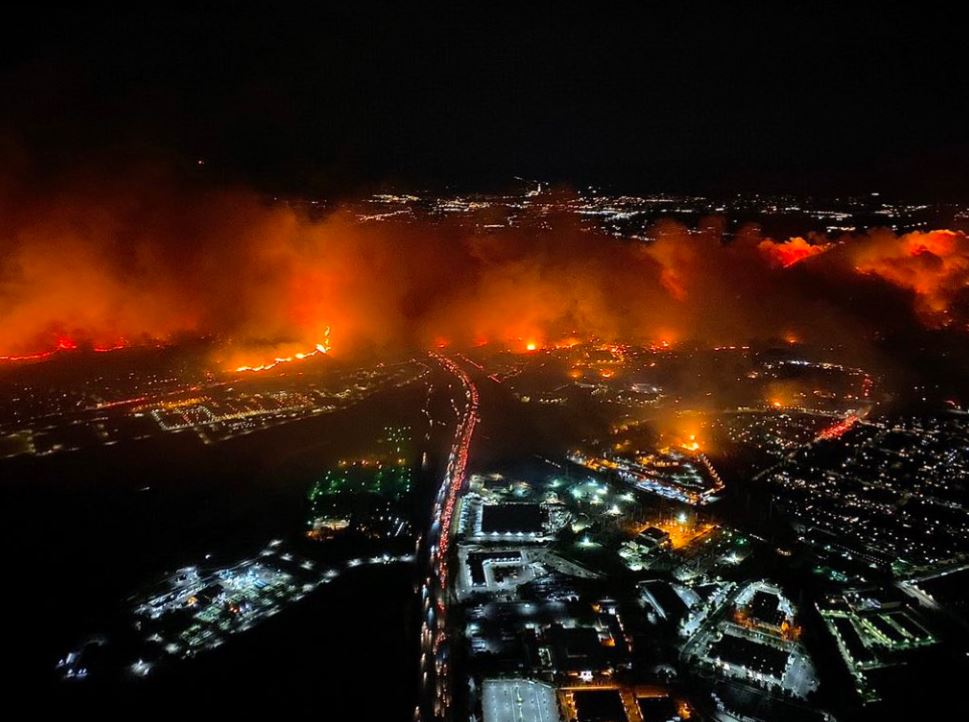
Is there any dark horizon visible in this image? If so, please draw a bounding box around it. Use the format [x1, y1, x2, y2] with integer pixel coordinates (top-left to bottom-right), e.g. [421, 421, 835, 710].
[3, 5, 968, 200]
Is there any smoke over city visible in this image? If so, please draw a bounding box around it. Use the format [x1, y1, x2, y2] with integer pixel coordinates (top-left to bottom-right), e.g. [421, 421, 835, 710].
[1, 172, 966, 368]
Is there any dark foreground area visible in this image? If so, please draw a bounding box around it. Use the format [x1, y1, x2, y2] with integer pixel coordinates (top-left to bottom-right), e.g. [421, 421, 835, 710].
[0, 381, 432, 716]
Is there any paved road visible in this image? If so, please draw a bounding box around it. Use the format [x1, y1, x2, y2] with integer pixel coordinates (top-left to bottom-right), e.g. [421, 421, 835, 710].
[420, 352, 480, 721]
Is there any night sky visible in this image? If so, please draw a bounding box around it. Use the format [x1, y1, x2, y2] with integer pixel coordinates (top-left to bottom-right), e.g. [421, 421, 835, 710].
[2, 4, 967, 197]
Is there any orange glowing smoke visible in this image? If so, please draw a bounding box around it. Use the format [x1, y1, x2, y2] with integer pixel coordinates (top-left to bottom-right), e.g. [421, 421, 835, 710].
[651, 412, 712, 455]
[758, 236, 833, 268]
[1, 171, 968, 368]
[680, 434, 701, 452]
[764, 379, 804, 410]
[852, 229, 969, 326]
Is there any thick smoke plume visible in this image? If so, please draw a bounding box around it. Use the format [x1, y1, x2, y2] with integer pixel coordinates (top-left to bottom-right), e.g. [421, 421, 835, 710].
[1, 173, 966, 368]
[758, 236, 832, 268]
[849, 228, 969, 326]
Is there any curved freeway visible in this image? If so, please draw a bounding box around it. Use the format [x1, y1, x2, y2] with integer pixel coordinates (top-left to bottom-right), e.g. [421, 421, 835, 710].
[420, 352, 479, 721]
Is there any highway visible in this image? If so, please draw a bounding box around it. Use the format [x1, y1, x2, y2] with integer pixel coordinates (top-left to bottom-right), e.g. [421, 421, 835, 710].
[420, 352, 480, 721]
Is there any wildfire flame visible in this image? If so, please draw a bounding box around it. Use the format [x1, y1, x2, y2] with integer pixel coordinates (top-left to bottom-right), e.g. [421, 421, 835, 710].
[231, 328, 332, 373]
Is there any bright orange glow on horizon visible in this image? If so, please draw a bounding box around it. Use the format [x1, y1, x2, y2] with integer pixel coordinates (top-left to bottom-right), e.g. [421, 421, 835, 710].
[1, 171, 967, 367]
